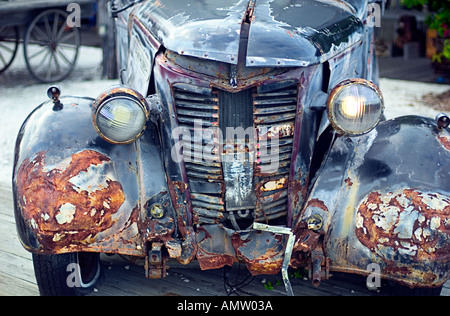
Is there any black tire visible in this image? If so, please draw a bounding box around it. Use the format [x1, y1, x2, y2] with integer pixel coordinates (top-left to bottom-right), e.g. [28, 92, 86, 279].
[32, 252, 102, 296]
[23, 9, 80, 83]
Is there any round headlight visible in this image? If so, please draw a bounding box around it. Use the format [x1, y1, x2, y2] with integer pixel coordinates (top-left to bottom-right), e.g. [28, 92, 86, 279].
[92, 86, 149, 144]
[327, 79, 384, 135]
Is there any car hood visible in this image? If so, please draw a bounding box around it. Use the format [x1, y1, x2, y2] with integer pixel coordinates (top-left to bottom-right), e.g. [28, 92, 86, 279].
[134, 0, 364, 67]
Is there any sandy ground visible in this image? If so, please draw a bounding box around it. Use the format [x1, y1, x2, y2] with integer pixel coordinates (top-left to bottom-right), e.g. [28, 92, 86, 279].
[0, 46, 115, 186]
[0, 46, 449, 187]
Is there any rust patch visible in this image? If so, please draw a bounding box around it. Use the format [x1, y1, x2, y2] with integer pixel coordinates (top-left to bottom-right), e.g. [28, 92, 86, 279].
[257, 122, 295, 140]
[196, 226, 285, 275]
[257, 177, 287, 193]
[291, 221, 321, 268]
[232, 234, 284, 276]
[289, 178, 309, 217]
[197, 251, 236, 271]
[344, 177, 353, 187]
[196, 226, 236, 270]
[17, 150, 125, 247]
[437, 134, 450, 151]
[168, 180, 190, 234]
[293, 229, 320, 253]
[144, 217, 175, 241]
[355, 189, 450, 262]
[177, 227, 197, 265]
[305, 198, 329, 213]
[95, 86, 143, 107]
[164, 239, 182, 258]
[241, 251, 283, 276]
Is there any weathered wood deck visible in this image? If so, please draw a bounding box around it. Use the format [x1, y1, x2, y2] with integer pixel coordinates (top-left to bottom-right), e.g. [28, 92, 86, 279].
[0, 184, 448, 296]
[378, 56, 449, 84]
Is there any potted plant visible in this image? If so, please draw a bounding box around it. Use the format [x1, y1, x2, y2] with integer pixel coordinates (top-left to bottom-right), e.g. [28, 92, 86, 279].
[403, 0, 450, 73]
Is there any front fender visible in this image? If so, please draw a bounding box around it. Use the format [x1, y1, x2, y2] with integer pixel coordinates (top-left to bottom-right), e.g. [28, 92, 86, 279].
[13, 96, 172, 256]
[300, 115, 450, 288]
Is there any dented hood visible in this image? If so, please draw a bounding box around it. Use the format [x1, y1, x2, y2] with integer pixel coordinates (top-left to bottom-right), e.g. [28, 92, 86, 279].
[134, 0, 364, 67]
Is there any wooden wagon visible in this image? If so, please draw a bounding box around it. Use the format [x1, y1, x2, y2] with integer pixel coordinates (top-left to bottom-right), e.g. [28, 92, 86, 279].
[0, 0, 96, 82]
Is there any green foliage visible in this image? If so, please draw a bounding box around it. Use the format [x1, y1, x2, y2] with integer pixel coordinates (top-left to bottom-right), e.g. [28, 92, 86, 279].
[444, 38, 450, 58]
[402, 0, 427, 6]
[402, 0, 450, 62]
[264, 281, 274, 290]
[437, 38, 450, 62]
[262, 269, 307, 291]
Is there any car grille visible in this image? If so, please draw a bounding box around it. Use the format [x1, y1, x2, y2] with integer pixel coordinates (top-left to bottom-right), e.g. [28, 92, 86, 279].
[173, 81, 298, 230]
[253, 83, 297, 223]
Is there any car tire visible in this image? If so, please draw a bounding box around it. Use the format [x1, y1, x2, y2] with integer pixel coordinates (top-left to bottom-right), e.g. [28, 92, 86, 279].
[32, 252, 102, 296]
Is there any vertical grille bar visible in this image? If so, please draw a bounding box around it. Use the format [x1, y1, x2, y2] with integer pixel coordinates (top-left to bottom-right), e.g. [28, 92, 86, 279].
[219, 89, 256, 211]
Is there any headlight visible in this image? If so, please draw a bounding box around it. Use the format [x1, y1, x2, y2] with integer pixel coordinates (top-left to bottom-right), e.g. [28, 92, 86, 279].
[92, 86, 149, 144]
[327, 79, 384, 135]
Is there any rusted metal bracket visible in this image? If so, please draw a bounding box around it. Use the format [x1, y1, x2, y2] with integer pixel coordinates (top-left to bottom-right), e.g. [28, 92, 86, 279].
[310, 245, 327, 287]
[309, 254, 330, 287]
[145, 242, 167, 279]
[253, 222, 295, 296]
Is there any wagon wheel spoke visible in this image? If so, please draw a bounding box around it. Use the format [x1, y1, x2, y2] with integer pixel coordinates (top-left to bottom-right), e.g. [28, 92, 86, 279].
[43, 14, 53, 42]
[0, 25, 19, 74]
[45, 51, 55, 81]
[24, 9, 80, 83]
[0, 42, 14, 53]
[52, 12, 60, 41]
[29, 24, 50, 45]
[56, 46, 72, 65]
[33, 48, 51, 73]
[0, 51, 7, 67]
[0, 42, 13, 67]
[58, 31, 77, 45]
[52, 50, 62, 75]
[55, 20, 68, 42]
[27, 46, 48, 60]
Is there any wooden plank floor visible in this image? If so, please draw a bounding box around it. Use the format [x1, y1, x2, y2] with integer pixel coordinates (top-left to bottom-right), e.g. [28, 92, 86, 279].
[0, 184, 448, 296]
[379, 57, 449, 84]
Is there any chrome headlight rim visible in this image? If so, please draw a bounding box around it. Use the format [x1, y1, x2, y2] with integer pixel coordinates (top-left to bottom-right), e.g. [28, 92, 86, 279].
[327, 78, 384, 136]
[92, 85, 150, 145]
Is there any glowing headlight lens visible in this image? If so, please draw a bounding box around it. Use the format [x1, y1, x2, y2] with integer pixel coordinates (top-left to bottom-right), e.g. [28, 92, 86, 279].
[93, 87, 149, 144]
[328, 79, 384, 135]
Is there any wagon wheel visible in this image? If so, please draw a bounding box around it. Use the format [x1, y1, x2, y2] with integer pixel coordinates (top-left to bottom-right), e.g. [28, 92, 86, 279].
[0, 25, 19, 74]
[24, 9, 80, 83]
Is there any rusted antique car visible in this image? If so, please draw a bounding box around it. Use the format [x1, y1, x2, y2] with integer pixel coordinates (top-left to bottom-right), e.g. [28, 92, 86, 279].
[13, 0, 450, 296]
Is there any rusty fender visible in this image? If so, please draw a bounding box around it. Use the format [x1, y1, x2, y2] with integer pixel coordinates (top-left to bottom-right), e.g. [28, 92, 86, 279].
[13, 96, 176, 257]
[298, 116, 450, 288]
